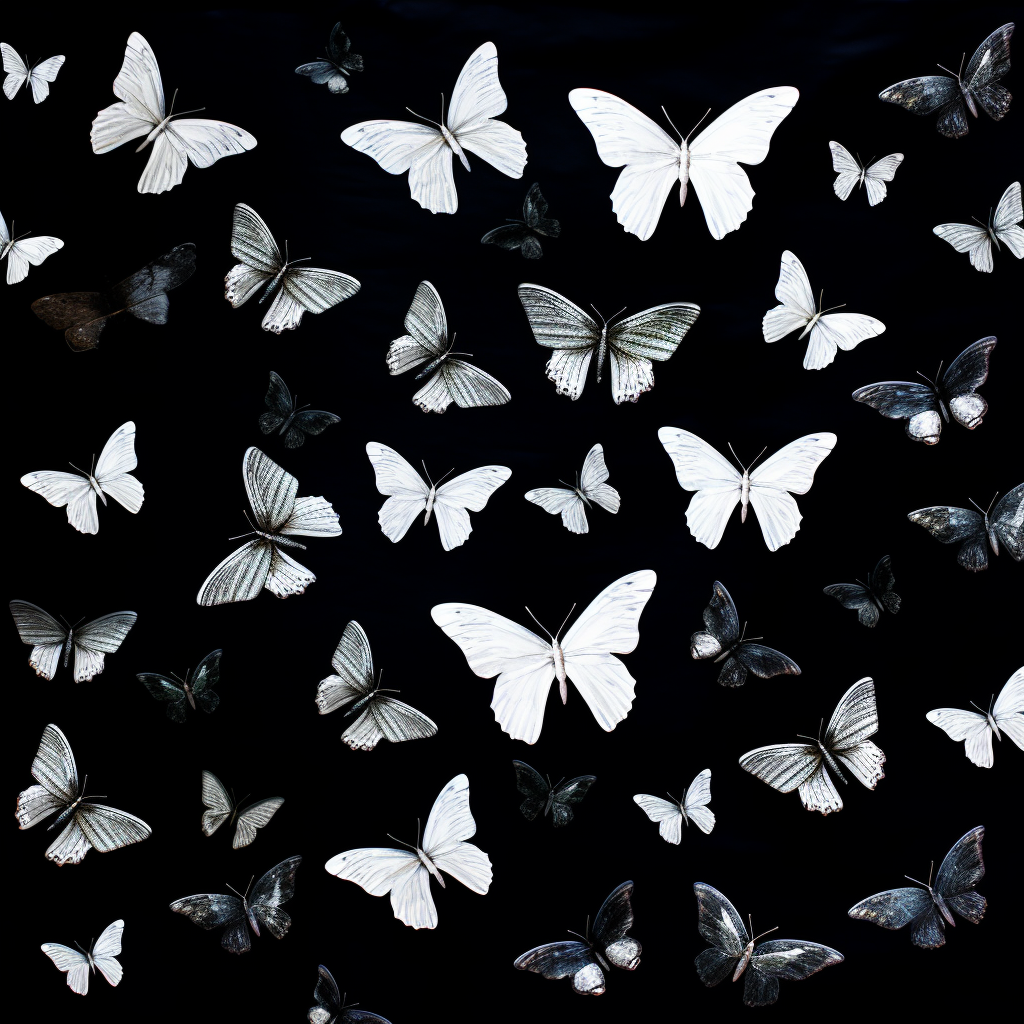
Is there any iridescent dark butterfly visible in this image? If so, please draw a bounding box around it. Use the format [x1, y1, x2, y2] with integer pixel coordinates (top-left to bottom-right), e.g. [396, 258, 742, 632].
[260, 371, 340, 448]
[295, 23, 363, 95]
[512, 761, 596, 827]
[482, 183, 561, 258]
[137, 649, 222, 722]
[308, 965, 392, 1024]
[824, 555, 901, 627]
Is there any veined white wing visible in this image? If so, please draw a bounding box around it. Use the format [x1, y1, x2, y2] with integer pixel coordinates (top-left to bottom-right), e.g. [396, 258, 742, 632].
[90, 919, 125, 987]
[365, 443, 427, 541]
[933, 181, 1023, 273]
[433, 464, 511, 550]
[1, 45, 64, 103]
[525, 486, 590, 534]
[1, 210, 63, 284]
[633, 793, 684, 844]
[44, 919, 126, 992]
[41, 944, 92, 994]
[200, 770, 233, 835]
[420, 773, 492, 895]
[233, 798, 285, 849]
[682, 768, 715, 834]
[828, 142, 904, 205]
[579, 444, 620, 514]
[634, 769, 714, 842]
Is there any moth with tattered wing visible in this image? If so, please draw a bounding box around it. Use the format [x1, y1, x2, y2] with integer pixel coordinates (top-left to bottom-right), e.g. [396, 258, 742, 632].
[513, 761, 596, 827]
[824, 555, 901, 627]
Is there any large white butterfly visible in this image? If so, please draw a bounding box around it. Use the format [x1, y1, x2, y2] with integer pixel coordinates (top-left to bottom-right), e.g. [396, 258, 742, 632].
[658, 428, 837, 551]
[90, 32, 257, 194]
[197, 447, 341, 605]
[324, 774, 491, 930]
[42, 920, 124, 995]
[341, 42, 526, 214]
[431, 570, 656, 744]
[525, 443, 620, 534]
[762, 251, 886, 370]
[21, 421, 143, 534]
[201, 770, 284, 848]
[366, 442, 510, 550]
[927, 667, 1024, 768]
[1, 43, 64, 103]
[633, 768, 715, 843]
[1, 209, 62, 284]
[568, 86, 799, 240]
[828, 142, 904, 206]
[933, 181, 1023, 273]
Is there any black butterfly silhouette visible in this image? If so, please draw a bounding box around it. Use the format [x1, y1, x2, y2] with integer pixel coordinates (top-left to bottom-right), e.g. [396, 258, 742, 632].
[513, 761, 596, 827]
[295, 23, 363, 94]
[824, 556, 901, 627]
[308, 965, 392, 1024]
[259, 370, 340, 448]
[137, 649, 222, 722]
[482, 183, 561, 258]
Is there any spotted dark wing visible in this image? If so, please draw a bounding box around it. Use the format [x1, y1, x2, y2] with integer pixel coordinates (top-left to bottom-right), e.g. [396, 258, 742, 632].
[962, 23, 1014, 120]
[112, 243, 197, 326]
[326, 23, 364, 72]
[169, 893, 249, 953]
[868, 555, 901, 614]
[512, 760, 549, 821]
[522, 183, 560, 237]
[851, 380, 936, 418]
[701, 581, 741, 646]
[744, 939, 844, 1006]
[549, 775, 597, 827]
[250, 855, 302, 939]
[992, 483, 1024, 560]
[693, 883, 749, 957]
[823, 583, 879, 626]
[137, 673, 189, 722]
[30, 291, 111, 350]
[907, 505, 988, 570]
[733, 643, 801, 680]
[934, 826, 986, 925]
[878, 74, 966, 137]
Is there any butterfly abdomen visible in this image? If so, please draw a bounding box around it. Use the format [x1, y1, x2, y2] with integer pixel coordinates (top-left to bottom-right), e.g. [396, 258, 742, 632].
[733, 942, 754, 981]
[424, 485, 437, 525]
[138, 115, 173, 152]
[440, 125, 471, 173]
[740, 472, 750, 523]
[256, 530, 307, 551]
[552, 643, 568, 703]
[820, 744, 848, 785]
[595, 326, 608, 383]
[984, 516, 1000, 556]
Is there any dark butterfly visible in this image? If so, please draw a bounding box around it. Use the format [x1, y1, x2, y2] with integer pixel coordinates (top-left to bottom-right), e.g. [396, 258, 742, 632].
[515, 880, 641, 995]
[879, 23, 1014, 138]
[137, 649, 222, 722]
[824, 555, 901, 627]
[308, 965, 392, 1024]
[170, 855, 302, 954]
[482, 182, 561, 258]
[852, 337, 996, 444]
[848, 826, 986, 948]
[690, 581, 800, 687]
[512, 761, 596, 827]
[694, 883, 843, 1006]
[31, 243, 197, 351]
[260, 370, 341, 448]
[908, 483, 1023, 571]
[295, 23, 364, 95]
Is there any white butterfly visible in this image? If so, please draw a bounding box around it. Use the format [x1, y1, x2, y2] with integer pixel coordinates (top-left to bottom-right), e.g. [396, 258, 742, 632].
[525, 443, 620, 534]
[829, 142, 904, 206]
[90, 32, 257, 194]
[324, 774, 491, 930]
[933, 181, 1024, 273]
[42, 920, 124, 995]
[658, 428, 837, 551]
[1, 43, 64, 103]
[201, 771, 284, 848]
[568, 86, 799, 240]
[21, 420, 143, 534]
[197, 447, 341, 606]
[762, 251, 886, 370]
[225, 204, 360, 333]
[366, 442, 510, 550]
[341, 41, 526, 214]
[927, 667, 1024, 768]
[633, 768, 715, 843]
[431, 570, 656, 744]
[1, 209, 63, 284]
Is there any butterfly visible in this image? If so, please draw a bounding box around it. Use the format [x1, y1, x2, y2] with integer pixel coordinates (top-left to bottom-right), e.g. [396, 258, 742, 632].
[170, 855, 302, 954]
[694, 883, 843, 1006]
[828, 142, 904, 205]
[137, 649, 222, 721]
[926, 668, 1024, 768]
[226, 204, 361, 333]
[16, 723, 152, 864]
[739, 677, 885, 815]
[308, 965, 392, 1024]
[907, 483, 1023, 571]
[690, 581, 800, 687]
[324, 774, 491, 930]
[387, 281, 511, 413]
[31, 242, 197, 351]
[197, 447, 342, 605]
[10, 600, 137, 683]
[762, 250, 886, 370]
[432, 570, 656, 744]
[514, 881, 640, 995]
[518, 284, 700, 403]
[848, 826, 986, 948]
[21, 420, 143, 534]
[366, 442, 511, 550]
[315, 620, 438, 750]
[1, 210, 62, 284]
[568, 86, 798, 240]
[512, 761, 596, 827]
[879, 23, 1014, 138]
[634, 768, 714, 843]
[42, 919, 124, 995]
[525, 443, 620, 534]
[852, 336, 996, 444]
[200, 770, 284, 848]
[341, 42, 526, 214]
[824, 555, 901, 627]
[481, 182, 560, 258]
[90, 31, 256, 193]
[260, 371, 340, 448]
[933, 181, 1023, 273]
[658, 428, 837, 551]
[295, 23, 363, 95]
[1, 43, 64, 102]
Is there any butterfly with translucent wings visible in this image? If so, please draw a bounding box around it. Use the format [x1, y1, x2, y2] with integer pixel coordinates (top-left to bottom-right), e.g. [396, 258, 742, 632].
[325, 774, 491, 930]
[91, 32, 256, 193]
[933, 181, 1023, 273]
[525, 443, 620, 535]
[295, 23, 363, 94]
[315, 620, 437, 750]
[1, 209, 62, 284]
[1, 43, 63, 102]
[137, 649, 221, 721]
[482, 182, 560, 258]
[16, 723, 152, 864]
[828, 142, 904, 206]
[341, 42, 526, 214]
[513, 761, 596, 827]
[308, 965, 392, 1024]
[927, 668, 1023, 768]
[42, 919, 123, 995]
[200, 770, 283, 849]
[848, 826, 986, 948]
[694, 883, 843, 1006]
[260, 371, 340, 448]
[824, 555, 901, 627]
[634, 768, 714, 843]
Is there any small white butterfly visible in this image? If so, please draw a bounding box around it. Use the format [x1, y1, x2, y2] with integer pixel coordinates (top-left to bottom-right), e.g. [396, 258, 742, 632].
[1, 43, 64, 103]
[1, 208, 62, 284]
[933, 181, 1023, 273]
[42, 919, 124, 995]
[634, 768, 715, 843]
[828, 142, 904, 206]
[201, 771, 284, 848]
[763, 251, 886, 370]
[525, 443, 620, 534]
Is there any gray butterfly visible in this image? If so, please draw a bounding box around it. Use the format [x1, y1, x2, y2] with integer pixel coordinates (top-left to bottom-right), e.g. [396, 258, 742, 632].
[200, 770, 283, 849]
[137, 649, 221, 721]
[259, 370, 340, 448]
[512, 760, 596, 827]
[824, 555, 901, 627]
[308, 965, 391, 1024]
[295, 23, 363, 95]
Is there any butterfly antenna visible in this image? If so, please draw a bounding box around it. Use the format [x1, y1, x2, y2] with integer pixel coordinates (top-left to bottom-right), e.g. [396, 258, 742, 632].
[404, 105, 444, 130]
[935, 62, 959, 79]
[228, 509, 258, 541]
[589, 303, 608, 327]
[752, 923, 780, 943]
[524, 606, 555, 643]
[385, 832, 418, 852]
[666, 791, 680, 804]
[225, 880, 246, 900]
[566, 928, 589, 943]
[683, 106, 712, 141]
[373, 668, 400, 697]
[447, 334, 475, 359]
[554, 603, 578, 644]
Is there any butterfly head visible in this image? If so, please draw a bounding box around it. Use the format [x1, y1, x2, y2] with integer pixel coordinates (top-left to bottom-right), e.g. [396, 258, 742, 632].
[525, 604, 577, 702]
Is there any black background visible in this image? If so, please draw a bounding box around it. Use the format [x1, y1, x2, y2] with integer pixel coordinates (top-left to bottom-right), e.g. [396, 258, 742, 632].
[4, 2, 1020, 1021]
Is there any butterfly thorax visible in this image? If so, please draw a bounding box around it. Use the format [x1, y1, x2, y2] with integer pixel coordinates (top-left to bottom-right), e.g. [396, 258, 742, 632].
[986, 710, 1002, 740]
[86, 472, 107, 504]
[798, 311, 822, 341]
[416, 352, 450, 379]
[424, 483, 437, 525]
[983, 513, 1000, 556]
[140, 114, 175, 151]
[552, 642, 568, 703]
[733, 941, 755, 981]
[242, 896, 261, 935]
[739, 470, 750, 523]
[715, 637, 746, 663]
[52, 787, 86, 829]
[818, 742, 848, 785]
[439, 124, 472, 172]
[254, 528, 307, 551]
[595, 325, 609, 383]
[180, 675, 197, 710]
[417, 846, 446, 887]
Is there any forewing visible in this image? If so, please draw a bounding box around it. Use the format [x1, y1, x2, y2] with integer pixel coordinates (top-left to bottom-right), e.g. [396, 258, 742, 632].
[934, 826, 986, 900]
[138, 674, 188, 720]
[693, 883, 748, 956]
[525, 488, 587, 534]
[745, 940, 843, 1006]
[824, 583, 879, 626]
[592, 880, 636, 946]
[993, 668, 1024, 748]
[683, 769, 715, 834]
[326, 620, 375, 700]
[735, 643, 801, 680]
[250, 855, 302, 938]
[879, 75, 963, 135]
[578, 444, 619, 513]
[992, 483, 1024, 559]
[992, 182, 1023, 255]
[751, 433, 837, 496]
[422, 773, 478, 852]
[634, 794, 683, 844]
[366, 696, 437, 747]
[806, 313, 885, 369]
[512, 761, 549, 820]
[700, 580, 741, 646]
[514, 940, 596, 981]
[41, 943, 91, 994]
[963, 23, 1014, 115]
[200, 770, 233, 835]
[908, 506, 988, 569]
[610, 302, 700, 362]
[197, 539, 271, 605]
[76, 803, 151, 853]
[942, 337, 996, 408]
[933, 222, 993, 272]
[234, 798, 285, 849]
[848, 887, 934, 931]
[170, 893, 246, 946]
[739, 743, 820, 793]
[311, 964, 342, 1022]
[550, 775, 596, 826]
[72, 612, 137, 682]
[166, 118, 257, 171]
[6, 234, 64, 283]
[432, 359, 510, 410]
[9, 600, 68, 680]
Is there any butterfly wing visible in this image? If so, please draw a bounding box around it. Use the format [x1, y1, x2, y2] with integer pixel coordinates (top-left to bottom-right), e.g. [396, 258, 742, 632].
[20, 469, 97, 533]
[413, 358, 510, 414]
[744, 939, 843, 1007]
[926, 707, 994, 767]
[517, 284, 600, 400]
[387, 280, 448, 375]
[878, 73, 964, 137]
[514, 940, 604, 994]
[137, 118, 255, 194]
[30, 290, 113, 350]
[346, 695, 438, 751]
[94, 421, 144, 514]
[233, 798, 284, 849]
[481, 222, 539, 256]
[16, 723, 77, 830]
[317, 620, 375, 715]
[762, 250, 815, 343]
[806, 312, 885, 370]
[365, 443, 429, 543]
[548, 775, 597, 827]
[733, 644, 801, 685]
[963, 23, 1014, 121]
[90, 919, 124, 987]
[249, 855, 302, 939]
[296, 58, 349, 93]
[992, 483, 1024, 560]
[907, 505, 988, 570]
[5, 233, 64, 284]
[170, 893, 249, 953]
[828, 141, 861, 201]
[1, 44, 29, 99]
[310, 964, 343, 1024]
[200, 771, 234, 836]
[823, 583, 880, 626]
[41, 943, 92, 994]
[261, 265, 360, 334]
[138, 673, 189, 721]
[868, 555, 901, 614]
[993, 668, 1024, 750]
[823, 677, 885, 791]
[433, 465, 511, 550]
[197, 538, 273, 605]
[697, 580, 741, 650]
[422, 774, 492, 896]
[63, 803, 150, 863]
[512, 761, 550, 821]
[937, 336, 996, 430]
[525, 487, 589, 534]
[90, 32, 163, 155]
[242, 446, 298, 534]
[682, 769, 715, 834]
[105, 243, 196, 334]
[9, 600, 69, 680]
[992, 181, 1024, 257]
[190, 649, 222, 708]
[226, 204, 281, 308]
[607, 302, 700, 403]
[852, 378, 941, 443]
[591, 880, 641, 970]
[523, 181, 560, 236]
[934, 826, 986, 925]
[634, 794, 684, 844]
[862, 153, 904, 206]
[693, 882, 749, 986]
[325, 847, 433, 928]
[848, 886, 936, 941]
[739, 742, 826, 807]
[933, 221, 994, 272]
[71, 611, 137, 683]
[579, 443, 620, 514]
